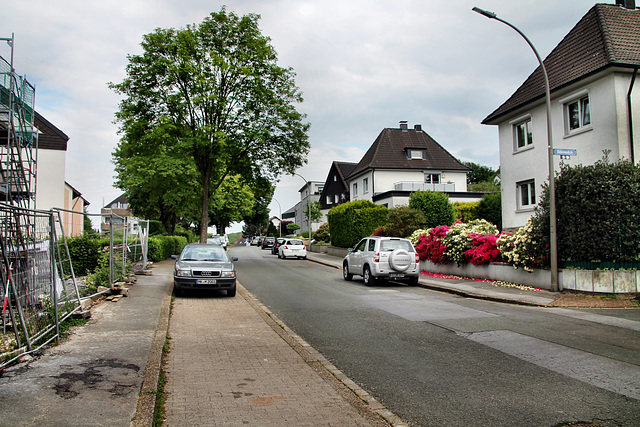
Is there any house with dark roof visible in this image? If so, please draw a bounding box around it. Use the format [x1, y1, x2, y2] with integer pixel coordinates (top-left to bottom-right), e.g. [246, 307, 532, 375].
[101, 194, 131, 233]
[482, 1, 640, 230]
[35, 111, 89, 236]
[346, 122, 478, 208]
[318, 161, 357, 210]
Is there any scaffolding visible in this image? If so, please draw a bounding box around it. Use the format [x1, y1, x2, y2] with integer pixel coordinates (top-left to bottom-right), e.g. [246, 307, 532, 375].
[0, 33, 38, 214]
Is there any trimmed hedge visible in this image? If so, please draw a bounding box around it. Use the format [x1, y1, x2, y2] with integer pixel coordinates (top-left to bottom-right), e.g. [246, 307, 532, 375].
[409, 190, 454, 228]
[328, 200, 388, 248]
[147, 235, 188, 262]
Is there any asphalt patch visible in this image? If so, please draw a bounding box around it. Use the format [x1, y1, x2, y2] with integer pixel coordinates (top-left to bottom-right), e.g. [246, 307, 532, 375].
[51, 357, 140, 399]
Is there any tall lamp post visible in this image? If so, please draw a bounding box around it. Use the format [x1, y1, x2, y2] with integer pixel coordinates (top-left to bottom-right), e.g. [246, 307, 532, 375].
[473, 7, 558, 292]
[293, 173, 311, 242]
[272, 198, 282, 237]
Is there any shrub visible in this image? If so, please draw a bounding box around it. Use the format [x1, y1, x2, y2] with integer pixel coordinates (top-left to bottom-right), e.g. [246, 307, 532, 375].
[408, 229, 429, 246]
[372, 227, 386, 236]
[312, 222, 330, 243]
[409, 191, 454, 229]
[497, 219, 543, 272]
[415, 225, 450, 264]
[452, 202, 479, 223]
[476, 193, 502, 231]
[328, 200, 387, 248]
[442, 219, 498, 265]
[147, 236, 188, 262]
[464, 233, 504, 265]
[65, 234, 103, 276]
[384, 206, 426, 237]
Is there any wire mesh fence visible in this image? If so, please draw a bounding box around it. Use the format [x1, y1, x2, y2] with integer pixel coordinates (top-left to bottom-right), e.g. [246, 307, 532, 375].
[0, 205, 148, 371]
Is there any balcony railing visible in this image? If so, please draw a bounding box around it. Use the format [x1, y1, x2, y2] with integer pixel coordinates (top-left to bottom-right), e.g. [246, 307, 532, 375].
[393, 181, 456, 192]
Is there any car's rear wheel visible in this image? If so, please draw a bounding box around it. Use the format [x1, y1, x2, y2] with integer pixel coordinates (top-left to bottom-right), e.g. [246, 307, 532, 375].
[363, 265, 375, 286]
[343, 262, 353, 281]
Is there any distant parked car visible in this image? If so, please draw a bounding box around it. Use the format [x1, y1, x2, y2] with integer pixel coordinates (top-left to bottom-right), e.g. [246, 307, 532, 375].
[271, 237, 286, 255]
[207, 236, 223, 246]
[278, 239, 307, 259]
[172, 243, 238, 297]
[251, 236, 260, 246]
[257, 236, 265, 247]
[261, 237, 275, 250]
[342, 236, 419, 286]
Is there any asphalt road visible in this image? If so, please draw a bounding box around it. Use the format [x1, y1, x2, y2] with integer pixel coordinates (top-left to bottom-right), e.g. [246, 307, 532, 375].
[231, 244, 640, 427]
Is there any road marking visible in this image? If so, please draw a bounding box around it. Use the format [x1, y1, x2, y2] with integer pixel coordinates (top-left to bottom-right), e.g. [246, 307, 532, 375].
[529, 307, 640, 332]
[466, 330, 640, 400]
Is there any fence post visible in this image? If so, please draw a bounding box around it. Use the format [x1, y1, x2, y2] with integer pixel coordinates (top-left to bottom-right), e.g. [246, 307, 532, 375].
[109, 214, 114, 287]
[49, 211, 60, 342]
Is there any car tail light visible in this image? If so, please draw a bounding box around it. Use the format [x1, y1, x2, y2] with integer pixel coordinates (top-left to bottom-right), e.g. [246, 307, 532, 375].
[415, 253, 420, 263]
[302, 245, 306, 250]
[284, 245, 288, 250]
[374, 252, 380, 263]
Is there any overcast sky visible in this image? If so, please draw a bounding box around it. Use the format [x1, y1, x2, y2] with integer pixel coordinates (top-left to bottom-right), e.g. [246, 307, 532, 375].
[4, 0, 599, 233]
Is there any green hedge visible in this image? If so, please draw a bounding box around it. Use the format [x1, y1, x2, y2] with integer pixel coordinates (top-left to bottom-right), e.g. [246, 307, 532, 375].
[409, 191, 454, 228]
[147, 235, 188, 262]
[328, 200, 388, 248]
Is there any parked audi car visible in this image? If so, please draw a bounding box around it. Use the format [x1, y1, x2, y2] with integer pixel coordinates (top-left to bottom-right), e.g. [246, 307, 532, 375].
[278, 238, 307, 259]
[342, 236, 419, 286]
[172, 243, 238, 297]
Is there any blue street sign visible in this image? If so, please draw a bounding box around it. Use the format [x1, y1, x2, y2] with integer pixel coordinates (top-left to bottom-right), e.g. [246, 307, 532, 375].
[553, 148, 577, 156]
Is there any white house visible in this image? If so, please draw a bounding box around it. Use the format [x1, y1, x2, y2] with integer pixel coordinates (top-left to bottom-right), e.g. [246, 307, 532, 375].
[282, 181, 324, 234]
[34, 112, 89, 236]
[482, 2, 640, 231]
[346, 122, 481, 208]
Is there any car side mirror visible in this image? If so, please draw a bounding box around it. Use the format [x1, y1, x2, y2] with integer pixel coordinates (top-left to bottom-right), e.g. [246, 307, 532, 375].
[231, 257, 239, 262]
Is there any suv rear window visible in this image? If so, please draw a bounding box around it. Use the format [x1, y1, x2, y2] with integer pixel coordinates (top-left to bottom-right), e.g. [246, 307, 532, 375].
[380, 239, 414, 252]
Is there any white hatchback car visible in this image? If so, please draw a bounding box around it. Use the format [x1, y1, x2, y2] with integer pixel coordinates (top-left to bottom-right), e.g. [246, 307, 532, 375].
[278, 239, 307, 259]
[342, 236, 420, 286]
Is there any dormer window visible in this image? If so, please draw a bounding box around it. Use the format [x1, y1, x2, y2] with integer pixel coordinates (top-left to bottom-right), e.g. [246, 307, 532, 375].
[406, 148, 426, 160]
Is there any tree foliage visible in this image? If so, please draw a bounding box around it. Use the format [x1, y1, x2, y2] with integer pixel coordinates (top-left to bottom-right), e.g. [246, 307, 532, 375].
[463, 161, 498, 185]
[409, 191, 454, 229]
[476, 193, 502, 231]
[383, 206, 426, 238]
[111, 8, 310, 241]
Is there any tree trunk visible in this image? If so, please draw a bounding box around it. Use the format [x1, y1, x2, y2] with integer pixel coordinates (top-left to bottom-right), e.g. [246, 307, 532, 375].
[200, 165, 212, 243]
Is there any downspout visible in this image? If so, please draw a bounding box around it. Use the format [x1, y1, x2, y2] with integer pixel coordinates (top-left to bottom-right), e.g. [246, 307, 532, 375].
[627, 67, 638, 164]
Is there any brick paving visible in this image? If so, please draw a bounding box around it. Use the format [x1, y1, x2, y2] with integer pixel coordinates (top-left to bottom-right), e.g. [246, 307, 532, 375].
[164, 284, 393, 426]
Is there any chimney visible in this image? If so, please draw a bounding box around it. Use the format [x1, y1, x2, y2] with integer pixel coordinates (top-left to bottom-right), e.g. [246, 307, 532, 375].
[399, 121, 408, 131]
[414, 124, 422, 132]
[616, 0, 636, 9]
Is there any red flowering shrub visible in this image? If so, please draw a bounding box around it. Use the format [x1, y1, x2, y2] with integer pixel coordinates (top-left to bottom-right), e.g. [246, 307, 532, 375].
[415, 225, 450, 264]
[372, 227, 386, 236]
[464, 233, 504, 265]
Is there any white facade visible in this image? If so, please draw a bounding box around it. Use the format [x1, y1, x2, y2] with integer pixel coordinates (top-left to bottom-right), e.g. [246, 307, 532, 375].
[497, 70, 640, 230]
[35, 148, 66, 211]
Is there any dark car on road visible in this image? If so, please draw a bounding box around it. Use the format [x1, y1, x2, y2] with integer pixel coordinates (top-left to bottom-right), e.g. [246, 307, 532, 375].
[271, 237, 286, 255]
[172, 243, 238, 297]
[261, 236, 275, 250]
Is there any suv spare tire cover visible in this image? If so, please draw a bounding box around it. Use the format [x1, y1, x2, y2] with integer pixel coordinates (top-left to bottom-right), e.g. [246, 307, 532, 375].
[388, 249, 411, 271]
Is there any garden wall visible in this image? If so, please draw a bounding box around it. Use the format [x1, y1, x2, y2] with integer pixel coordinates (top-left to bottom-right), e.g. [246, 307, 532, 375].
[420, 260, 639, 294]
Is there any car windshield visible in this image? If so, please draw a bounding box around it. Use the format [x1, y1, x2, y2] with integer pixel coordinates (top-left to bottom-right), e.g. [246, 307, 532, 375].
[380, 239, 414, 252]
[181, 246, 227, 261]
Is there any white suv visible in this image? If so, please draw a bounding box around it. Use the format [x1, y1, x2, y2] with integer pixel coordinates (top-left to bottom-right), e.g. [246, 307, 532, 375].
[342, 236, 420, 286]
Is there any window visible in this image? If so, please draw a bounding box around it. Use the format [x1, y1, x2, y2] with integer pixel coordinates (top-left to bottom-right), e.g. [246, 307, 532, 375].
[363, 178, 369, 193]
[355, 239, 367, 252]
[353, 182, 358, 197]
[517, 180, 536, 209]
[368, 239, 376, 251]
[333, 175, 337, 182]
[407, 148, 426, 159]
[564, 94, 591, 134]
[514, 118, 533, 150]
[335, 194, 339, 203]
[326, 196, 332, 205]
[424, 173, 441, 184]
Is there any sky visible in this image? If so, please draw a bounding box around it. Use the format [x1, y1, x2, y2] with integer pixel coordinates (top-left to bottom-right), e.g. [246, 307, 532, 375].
[3, 0, 599, 233]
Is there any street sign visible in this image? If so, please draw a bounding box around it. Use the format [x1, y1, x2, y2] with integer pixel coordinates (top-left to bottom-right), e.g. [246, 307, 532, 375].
[553, 149, 577, 156]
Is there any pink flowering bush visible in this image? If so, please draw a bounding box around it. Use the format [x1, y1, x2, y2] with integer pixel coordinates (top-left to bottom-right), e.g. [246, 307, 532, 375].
[464, 233, 505, 265]
[415, 225, 450, 264]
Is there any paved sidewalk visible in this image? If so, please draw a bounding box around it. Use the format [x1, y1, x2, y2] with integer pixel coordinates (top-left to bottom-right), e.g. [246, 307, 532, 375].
[164, 284, 399, 426]
[306, 251, 561, 307]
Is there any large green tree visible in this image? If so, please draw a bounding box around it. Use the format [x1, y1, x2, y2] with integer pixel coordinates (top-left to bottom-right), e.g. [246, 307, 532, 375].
[111, 8, 310, 242]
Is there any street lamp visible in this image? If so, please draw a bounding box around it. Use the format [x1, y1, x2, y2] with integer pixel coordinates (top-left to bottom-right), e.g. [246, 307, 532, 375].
[473, 6, 558, 291]
[293, 173, 312, 242]
[272, 198, 282, 237]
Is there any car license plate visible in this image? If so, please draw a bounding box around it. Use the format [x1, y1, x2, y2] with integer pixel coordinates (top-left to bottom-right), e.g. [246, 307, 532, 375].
[389, 273, 405, 278]
[197, 279, 217, 284]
